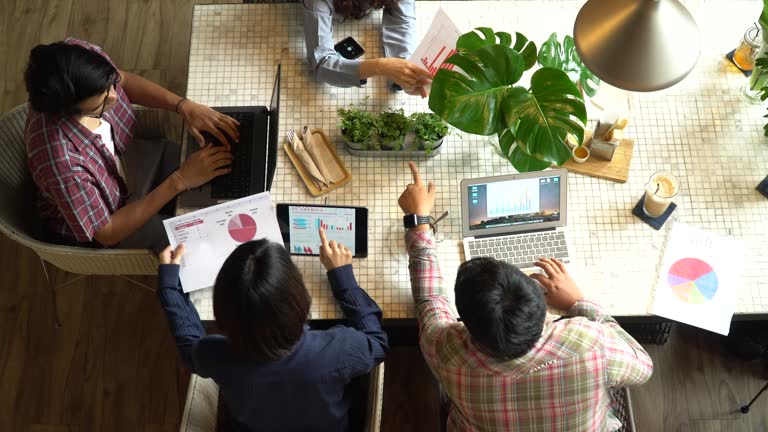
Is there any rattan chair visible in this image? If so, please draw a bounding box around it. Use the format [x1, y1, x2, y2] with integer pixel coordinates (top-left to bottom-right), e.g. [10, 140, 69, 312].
[438, 386, 636, 431]
[0, 103, 179, 326]
[179, 363, 386, 432]
[609, 387, 637, 432]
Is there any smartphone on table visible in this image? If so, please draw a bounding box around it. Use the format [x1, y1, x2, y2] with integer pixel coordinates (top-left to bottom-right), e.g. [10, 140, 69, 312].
[334, 37, 365, 60]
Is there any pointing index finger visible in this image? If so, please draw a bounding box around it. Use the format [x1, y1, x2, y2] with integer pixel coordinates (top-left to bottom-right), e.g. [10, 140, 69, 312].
[408, 161, 422, 185]
[319, 228, 329, 248]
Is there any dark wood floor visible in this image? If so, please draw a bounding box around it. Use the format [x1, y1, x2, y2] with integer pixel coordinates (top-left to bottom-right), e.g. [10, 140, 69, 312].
[2, 1, 767, 431]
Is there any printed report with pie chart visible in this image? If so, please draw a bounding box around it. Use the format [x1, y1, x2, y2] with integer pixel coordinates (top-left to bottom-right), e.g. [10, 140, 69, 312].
[650, 223, 744, 335]
[163, 192, 282, 293]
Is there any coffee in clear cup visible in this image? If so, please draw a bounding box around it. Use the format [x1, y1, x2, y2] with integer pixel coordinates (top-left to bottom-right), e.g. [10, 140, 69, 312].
[643, 171, 680, 218]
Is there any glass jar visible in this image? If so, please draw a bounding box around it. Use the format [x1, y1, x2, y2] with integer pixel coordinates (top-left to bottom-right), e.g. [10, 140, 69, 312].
[733, 25, 761, 71]
[741, 36, 768, 104]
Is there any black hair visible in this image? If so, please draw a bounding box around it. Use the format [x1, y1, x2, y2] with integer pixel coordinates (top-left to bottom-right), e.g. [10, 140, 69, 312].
[24, 42, 117, 115]
[213, 240, 311, 362]
[455, 258, 546, 359]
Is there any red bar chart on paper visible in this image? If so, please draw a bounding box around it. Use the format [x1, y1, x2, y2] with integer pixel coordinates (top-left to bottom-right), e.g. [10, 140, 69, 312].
[409, 8, 462, 77]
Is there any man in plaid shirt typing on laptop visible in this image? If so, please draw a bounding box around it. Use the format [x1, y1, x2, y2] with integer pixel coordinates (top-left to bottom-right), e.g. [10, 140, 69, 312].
[24, 38, 239, 251]
[398, 162, 653, 431]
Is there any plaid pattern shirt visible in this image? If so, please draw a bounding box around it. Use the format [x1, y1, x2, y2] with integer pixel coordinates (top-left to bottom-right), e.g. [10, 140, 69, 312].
[25, 38, 136, 244]
[405, 230, 654, 432]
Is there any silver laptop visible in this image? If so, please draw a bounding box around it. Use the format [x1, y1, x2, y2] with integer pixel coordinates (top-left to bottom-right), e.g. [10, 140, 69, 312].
[460, 169, 571, 272]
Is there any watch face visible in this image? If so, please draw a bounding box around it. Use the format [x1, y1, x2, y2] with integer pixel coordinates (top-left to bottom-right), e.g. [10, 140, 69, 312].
[404, 214, 430, 228]
[403, 214, 418, 228]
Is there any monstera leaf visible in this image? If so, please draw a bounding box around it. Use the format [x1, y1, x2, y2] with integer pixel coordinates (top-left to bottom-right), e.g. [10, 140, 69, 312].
[538, 33, 601, 97]
[456, 27, 537, 71]
[506, 68, 586, 166]
[429, 43, 526, 135]
[498, 129, 552, 172]
[429, 28, 587, 172]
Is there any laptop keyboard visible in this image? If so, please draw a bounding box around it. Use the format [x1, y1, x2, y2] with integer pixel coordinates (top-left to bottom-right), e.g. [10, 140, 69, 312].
[467, 231, 570, 268]
[210, 111, 255, 199]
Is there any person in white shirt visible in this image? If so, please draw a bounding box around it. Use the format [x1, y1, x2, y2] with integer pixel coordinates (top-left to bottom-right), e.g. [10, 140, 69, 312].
[302, 0, 431, 96]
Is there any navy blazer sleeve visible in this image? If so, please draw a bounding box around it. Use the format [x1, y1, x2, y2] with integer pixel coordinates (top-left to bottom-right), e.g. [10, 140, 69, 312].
[156, 264, 206, 375]
[326, 265, 389, 377]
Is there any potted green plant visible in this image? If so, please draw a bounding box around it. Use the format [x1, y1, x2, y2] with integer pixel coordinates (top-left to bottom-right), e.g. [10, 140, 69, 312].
[338, 104, 380, 150]
[378, 109, 411, 150]
[429, 27, 588, 172]
[410, 112, 449, 154]
[337, 104, 449, 157]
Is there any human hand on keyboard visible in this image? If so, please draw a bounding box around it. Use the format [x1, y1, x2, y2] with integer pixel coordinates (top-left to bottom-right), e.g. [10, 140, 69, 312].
[201, 131, 237, 152]
[178, 100, 240, 148]
[177, 143, 233, 189]
[530, 258, 584, 311]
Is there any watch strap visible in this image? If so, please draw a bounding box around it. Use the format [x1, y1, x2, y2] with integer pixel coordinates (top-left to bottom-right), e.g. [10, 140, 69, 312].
[403, 214, 431, 228]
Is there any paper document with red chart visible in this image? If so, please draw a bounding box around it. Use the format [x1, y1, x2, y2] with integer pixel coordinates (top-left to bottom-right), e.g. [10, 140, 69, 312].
[163, 192, 283, 293]
[409, 8, 462, 77]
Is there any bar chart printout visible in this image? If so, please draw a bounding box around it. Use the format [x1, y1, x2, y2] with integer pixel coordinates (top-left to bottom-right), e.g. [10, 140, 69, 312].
[409, 8, 462, 77]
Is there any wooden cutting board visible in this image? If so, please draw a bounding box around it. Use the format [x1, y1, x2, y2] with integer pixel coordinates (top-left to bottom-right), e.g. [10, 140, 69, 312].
[561, 132, 635, 183]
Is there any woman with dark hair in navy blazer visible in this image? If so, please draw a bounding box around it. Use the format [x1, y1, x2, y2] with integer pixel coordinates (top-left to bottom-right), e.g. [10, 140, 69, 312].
[156, 228, 388, 431]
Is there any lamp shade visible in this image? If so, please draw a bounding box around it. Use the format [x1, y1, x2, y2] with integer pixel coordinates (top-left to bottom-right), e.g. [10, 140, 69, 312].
[573, 0, 700, 92]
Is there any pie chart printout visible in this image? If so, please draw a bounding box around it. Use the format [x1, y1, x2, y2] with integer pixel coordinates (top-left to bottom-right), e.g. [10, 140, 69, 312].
[228, 214, 257, 243]
[667, 258, 718, 304]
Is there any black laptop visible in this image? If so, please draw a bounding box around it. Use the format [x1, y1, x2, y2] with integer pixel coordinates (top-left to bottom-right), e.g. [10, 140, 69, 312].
[178, 64, 281, 208]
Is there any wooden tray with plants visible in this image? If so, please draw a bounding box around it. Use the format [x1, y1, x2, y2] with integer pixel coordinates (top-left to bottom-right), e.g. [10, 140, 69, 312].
[338, 102, 449, 158]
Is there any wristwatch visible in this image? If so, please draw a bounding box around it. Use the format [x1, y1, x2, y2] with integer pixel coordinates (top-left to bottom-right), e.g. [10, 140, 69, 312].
[403, 214, 431, 229]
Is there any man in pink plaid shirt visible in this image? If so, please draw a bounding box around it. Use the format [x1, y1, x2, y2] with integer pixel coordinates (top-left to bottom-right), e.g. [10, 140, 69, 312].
[398, 162, 653, 431]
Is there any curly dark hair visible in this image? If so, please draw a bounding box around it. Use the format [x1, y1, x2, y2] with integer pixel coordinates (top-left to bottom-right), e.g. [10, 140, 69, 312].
[334, 0, 399, 20]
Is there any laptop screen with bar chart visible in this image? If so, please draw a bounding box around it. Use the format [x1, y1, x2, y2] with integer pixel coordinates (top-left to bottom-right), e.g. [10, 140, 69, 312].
[461, 170, 568, 239]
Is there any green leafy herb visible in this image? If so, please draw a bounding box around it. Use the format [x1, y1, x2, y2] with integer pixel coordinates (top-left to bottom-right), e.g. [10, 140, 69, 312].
[337, 97, 378, 145]
[337, 101, 448, 152]
[378, 109, 411, 149]
[410, 112, 448, 145]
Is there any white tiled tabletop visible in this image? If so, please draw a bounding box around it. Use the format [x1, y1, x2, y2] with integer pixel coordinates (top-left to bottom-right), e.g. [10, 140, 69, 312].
[185, 0, 768, 320]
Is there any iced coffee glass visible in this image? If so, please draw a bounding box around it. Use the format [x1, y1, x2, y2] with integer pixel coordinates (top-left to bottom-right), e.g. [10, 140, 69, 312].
[643, 171, 680, 218]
